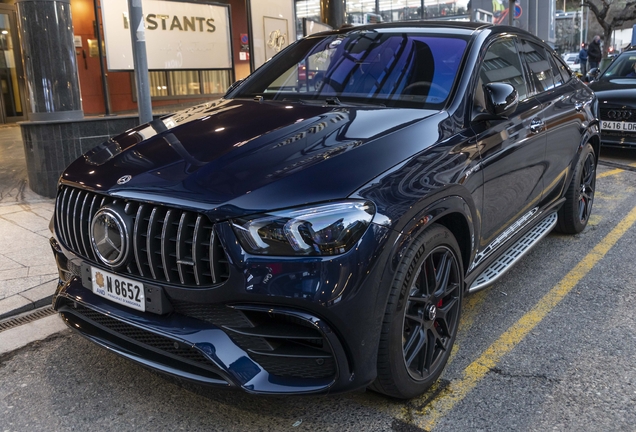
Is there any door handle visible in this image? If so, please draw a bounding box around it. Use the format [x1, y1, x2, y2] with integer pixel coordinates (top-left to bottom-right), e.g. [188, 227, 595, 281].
[575, 99, 591, 112]
[529, 118, 544, 133]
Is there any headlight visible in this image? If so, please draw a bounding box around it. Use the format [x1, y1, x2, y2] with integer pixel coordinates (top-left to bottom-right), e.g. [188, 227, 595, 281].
[231, 201, 375, 256]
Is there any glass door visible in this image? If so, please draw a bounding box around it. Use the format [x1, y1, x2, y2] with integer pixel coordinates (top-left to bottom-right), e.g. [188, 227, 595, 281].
[0, 6, 25, 123]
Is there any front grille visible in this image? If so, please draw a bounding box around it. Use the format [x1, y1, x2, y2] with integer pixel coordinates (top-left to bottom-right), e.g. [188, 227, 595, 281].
[250, 353, 336, 379]
[55, 185, 229, 287]
[600, 130, 636, 140]
[600, 108, 636, 124]
[172, 300, 337, 380]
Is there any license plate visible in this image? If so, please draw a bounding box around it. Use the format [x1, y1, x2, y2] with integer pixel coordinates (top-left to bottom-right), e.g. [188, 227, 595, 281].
[601, 120, 636, 131]
[91, 267, 145, 312]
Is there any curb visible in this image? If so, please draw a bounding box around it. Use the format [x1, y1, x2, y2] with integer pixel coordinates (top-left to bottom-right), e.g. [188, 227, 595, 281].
[0, 280, 57, 321]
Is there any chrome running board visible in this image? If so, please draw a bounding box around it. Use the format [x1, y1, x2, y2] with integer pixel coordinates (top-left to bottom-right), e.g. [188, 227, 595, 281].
[469, 212, 558, 293]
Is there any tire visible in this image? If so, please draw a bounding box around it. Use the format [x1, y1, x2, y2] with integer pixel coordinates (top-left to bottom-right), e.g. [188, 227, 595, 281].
[556, 143, 596, 234]
[371, 224, 463, 399]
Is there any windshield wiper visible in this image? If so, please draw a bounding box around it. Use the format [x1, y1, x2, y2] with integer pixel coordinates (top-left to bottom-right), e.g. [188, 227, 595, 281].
[297, 98, 385, 108]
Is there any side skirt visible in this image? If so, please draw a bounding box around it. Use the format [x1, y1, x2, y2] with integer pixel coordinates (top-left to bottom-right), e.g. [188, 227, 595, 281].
[468, 212, 558, 293]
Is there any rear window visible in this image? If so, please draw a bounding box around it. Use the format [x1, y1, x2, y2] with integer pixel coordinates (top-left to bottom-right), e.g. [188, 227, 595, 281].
[232, 31, 469, 109]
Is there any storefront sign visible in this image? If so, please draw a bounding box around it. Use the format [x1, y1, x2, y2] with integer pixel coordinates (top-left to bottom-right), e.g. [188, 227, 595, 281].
[101, 0, 231, 71]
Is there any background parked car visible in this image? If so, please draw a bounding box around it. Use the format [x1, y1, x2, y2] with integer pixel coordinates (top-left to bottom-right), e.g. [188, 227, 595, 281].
[562, 52, 581, 73]
[589, 47, 636, 148]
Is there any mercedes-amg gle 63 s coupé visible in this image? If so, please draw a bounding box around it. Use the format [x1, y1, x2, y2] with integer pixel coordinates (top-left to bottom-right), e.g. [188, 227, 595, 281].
[51, 22, 598, 399]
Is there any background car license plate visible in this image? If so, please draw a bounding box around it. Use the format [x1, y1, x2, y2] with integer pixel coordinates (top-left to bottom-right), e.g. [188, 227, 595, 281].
[601, 120, 636, 131]
[91, 267, 145, 312]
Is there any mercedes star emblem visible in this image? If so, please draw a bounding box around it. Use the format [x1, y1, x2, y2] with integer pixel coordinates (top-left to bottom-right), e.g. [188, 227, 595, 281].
[427, 304, 437, 321]
[117, 175, 132, 185]
[91, 207, 130, 267]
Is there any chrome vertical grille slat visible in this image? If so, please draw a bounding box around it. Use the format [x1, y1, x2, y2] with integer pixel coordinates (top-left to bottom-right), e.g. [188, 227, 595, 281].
[66, 190, 79, 250]
[54, 186, 230, 288]
[176, 213, 191, 285]
[86, 195, 99, 261]
[133, 204, 147, 278]
[161, 210, 175, 282]
[78, 192, 91, 258]
[146, 207, 160, 280]
[192, 215, 204, 286]
[210, 229, 217, 284]
[56, 188, 67, 246]
[71, 190, 83, 255]
[62, 190, 73, 248]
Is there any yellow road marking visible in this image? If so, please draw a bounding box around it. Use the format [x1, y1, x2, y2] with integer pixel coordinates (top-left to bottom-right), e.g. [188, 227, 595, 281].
[350, 292, 487, 420]
[412, 204, 636, 431]
[597, 162, 636, 179]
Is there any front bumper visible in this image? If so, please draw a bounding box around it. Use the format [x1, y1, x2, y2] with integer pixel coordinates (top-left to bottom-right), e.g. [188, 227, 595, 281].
[599, 130, 636, 147]
[50, 216, 393, 395]
[54, 277, 353, 394]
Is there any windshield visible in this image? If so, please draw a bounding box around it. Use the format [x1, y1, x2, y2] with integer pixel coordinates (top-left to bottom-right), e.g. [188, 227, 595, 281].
[600, 52, 636, 79]
[231, 31, 469, 109]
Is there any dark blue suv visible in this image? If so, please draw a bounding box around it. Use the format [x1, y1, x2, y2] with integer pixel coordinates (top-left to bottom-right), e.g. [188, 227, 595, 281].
[51, 22, 599, 399]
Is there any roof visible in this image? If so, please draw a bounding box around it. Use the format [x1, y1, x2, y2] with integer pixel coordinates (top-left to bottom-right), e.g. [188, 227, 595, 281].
[331, 20, 492, 35]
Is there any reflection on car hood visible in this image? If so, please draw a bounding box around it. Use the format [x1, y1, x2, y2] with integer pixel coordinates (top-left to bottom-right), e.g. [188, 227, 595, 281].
[588, 79, 636, 106]
[61, 99, 440, 219]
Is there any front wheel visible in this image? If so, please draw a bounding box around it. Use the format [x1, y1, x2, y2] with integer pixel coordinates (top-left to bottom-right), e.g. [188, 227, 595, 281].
[371, 224, 463, 399]
[556, 142, 596, 234]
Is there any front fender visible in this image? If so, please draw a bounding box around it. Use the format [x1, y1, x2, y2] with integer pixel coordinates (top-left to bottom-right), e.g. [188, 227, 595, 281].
[370, 192, 478, 327]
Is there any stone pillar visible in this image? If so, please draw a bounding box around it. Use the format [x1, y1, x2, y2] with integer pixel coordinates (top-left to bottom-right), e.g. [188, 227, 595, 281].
[320, 0, 346, 30]
[16, 0, 83, 121]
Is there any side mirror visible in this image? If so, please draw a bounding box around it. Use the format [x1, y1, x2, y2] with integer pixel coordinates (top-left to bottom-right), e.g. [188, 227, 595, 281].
[473, 82, 518, 122]
[584, 68, 599, 83]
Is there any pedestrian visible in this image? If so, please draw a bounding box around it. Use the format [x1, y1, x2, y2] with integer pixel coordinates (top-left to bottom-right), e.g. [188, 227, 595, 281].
[588, 35, 602, 71]
[578, 43, 588, 76]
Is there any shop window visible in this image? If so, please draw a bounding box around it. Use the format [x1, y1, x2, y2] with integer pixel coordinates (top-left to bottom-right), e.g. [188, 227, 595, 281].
[378, 0, 423, 22]
[149, 71, 168, 97]
[296, 0, 321, 37]
[137, 69, 232, 99]
[168, 70, 201, 96]
[294, 1, 470, 29]
[201, 70, 231, 95]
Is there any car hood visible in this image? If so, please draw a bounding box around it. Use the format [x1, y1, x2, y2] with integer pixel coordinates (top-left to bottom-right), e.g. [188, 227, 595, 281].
[588, 79, 636, 106]
[62, 99, 441, 220]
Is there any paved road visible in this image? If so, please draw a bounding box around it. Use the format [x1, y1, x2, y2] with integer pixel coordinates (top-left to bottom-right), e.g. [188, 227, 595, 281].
[2, 158, 636, 431]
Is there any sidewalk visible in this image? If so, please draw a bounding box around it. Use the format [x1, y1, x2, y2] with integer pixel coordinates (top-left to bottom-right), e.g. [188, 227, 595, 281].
[0, 126, 58, 320]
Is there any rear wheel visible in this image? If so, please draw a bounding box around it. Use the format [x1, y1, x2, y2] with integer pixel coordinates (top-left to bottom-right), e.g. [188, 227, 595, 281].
[556, 143, 596, 234]
[372, 224, 463, 399]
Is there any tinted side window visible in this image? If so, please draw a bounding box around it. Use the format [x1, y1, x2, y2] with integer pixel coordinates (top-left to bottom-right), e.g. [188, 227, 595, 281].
[547, 54, 564, 87]
[479, 38, 528, 101]
[553, 54, 572, 83]
[519, 40, 554, 94]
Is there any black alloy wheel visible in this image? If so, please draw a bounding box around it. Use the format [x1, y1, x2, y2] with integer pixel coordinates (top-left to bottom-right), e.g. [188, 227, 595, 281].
[402, 245, 461, 380]
[556, 142, 596, 234]
[577, 151, 596, 224]
[372, 224, 463, 399]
